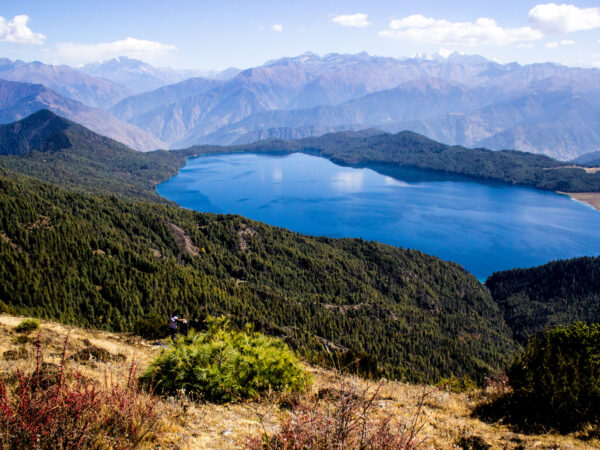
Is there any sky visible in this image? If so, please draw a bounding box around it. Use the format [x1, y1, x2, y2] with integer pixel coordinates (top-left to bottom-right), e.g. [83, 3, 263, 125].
[1, 0, 600, 70]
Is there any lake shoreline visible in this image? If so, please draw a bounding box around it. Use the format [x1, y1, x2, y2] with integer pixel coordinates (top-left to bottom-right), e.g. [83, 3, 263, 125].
[558, 192, 600, 211]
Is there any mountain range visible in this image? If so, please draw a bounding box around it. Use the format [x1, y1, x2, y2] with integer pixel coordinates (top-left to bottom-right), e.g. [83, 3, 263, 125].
[80, 56, 212, 93]
[0, 58, 132, 109]
[1, 52, 600, 158]
[108, 52, 600, 159]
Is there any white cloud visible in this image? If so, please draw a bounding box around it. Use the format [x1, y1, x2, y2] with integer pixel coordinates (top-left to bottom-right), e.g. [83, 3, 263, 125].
[379, 15, 543, 46]
[529, 3, 600, 33]
[332, 13, 370, 28]
[391, 15, 435, 29]
[56, 37, 176, 64]
[546, 39, 575, 48]
[270, 24, 283, 32]
[0, 15, 45, 45]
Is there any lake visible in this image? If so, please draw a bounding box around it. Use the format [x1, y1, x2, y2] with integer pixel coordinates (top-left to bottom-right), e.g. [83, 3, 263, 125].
[157, 152, 600, 279]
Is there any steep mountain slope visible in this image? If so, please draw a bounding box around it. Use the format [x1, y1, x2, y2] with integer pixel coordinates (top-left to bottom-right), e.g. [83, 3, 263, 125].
[191, 79, 501, 147]
[397, 88, 600, 160]
[0, 79, 165, 151]
[0, 109, 71, 155]
[575, 151, 600, 166]
[81, 57, 205, 93]
[109, 77, 223, 121]
[0, 110, 182, 199]
[486, 256, 600, 344]
[121, 76, 297, 145]
[0, 58, 132, 109]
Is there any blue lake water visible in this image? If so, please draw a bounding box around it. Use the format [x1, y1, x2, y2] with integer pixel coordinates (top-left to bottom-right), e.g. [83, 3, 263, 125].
[157, 152, 600, 279]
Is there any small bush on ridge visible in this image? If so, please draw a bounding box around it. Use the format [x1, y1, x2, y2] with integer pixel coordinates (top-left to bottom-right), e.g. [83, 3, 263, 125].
[455, 434, 491, 450]
[141, 317, 309, 402]
[437, 374, 478, 393]
[14, 319, 40, 333]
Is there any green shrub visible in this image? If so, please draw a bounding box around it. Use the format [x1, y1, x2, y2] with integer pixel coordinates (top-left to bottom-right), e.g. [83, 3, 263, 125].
[479, 322, 600, 432]
[437, 375, 478, 393]
[14, 319, 40, 334]
[141, 317, 309, 402]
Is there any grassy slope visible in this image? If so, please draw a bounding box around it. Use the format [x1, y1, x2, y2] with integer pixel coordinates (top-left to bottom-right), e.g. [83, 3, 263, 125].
[1, 314, 596, 449]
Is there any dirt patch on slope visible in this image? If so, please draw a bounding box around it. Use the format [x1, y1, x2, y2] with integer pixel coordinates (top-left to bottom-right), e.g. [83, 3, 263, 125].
[237, 223, 257, 252]
[25, 215, 52, 231]
[168, 222, 199, 257]
[0, 232, 19, 250]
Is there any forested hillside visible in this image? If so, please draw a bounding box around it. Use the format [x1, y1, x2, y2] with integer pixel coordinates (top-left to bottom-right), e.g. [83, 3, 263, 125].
[0, 110, 185, 201]
[486, 256, 600, 343]
[0, 168, 517, 382]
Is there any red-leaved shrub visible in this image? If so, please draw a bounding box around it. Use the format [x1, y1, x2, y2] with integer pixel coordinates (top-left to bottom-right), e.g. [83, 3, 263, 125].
[0, 334, 160, 449]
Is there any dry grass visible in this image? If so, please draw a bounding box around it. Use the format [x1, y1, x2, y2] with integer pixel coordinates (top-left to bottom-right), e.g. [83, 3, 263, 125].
[1, 314, 598, 449]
